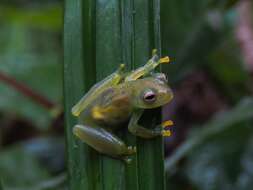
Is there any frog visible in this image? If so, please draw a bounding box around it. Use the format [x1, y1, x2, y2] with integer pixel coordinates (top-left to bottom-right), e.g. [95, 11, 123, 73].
[72, 50, 174, 162]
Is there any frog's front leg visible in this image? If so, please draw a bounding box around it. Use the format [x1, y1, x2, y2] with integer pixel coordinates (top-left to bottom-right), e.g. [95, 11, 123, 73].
[128, 109, 173, 138]
[73, 124, 136, 162]
[124, 50, 170, 82]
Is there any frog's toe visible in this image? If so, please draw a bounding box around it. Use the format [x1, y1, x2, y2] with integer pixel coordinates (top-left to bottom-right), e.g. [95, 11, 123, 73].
[162, 130, 172, 137]
[119, 63, 125, 69]
[161, 120, 173, 137]
[127, 146, 137, 154]
[123, 156, 132, 164]
[159, 56, 170, 64]
[152, 49, 158, 56]
[117, 64, 126, 73]
[161, 120, 174, 128]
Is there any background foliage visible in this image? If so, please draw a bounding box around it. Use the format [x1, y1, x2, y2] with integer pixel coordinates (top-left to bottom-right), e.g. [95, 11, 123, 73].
[161, 0, 253, 190]
[0, 0, 252, 190]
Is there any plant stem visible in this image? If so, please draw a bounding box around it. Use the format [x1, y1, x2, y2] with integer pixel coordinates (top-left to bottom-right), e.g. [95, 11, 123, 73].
[0, 71, 55, 110]
[0, 179, 3, 190]
[64, 0, 165, 189]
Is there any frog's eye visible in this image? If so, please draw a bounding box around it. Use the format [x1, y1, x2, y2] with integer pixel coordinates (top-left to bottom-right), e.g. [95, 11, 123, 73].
[157, 73, 168, 82]
[143, 90, 156, 103]
[152, 73, 168, 83]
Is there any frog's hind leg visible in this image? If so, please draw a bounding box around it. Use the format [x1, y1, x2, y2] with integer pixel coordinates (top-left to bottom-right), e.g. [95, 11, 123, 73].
[73, 124, 136, 160]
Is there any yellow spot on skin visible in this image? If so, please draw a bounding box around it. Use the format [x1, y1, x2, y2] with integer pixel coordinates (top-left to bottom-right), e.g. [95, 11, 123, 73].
[92, 106, 105, 119]
[103, 106, 117, 114]
[162, 130, 171, 137]
[162, 120, 174, 128]
[159, 56, 170, 64]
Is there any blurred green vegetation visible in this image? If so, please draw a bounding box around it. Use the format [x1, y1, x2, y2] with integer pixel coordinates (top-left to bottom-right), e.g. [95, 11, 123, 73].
[0, 1, 64, 190]
[161, 0, 253, 190]
[0, 138, 66, 190]
[0, 0, 252, 190]
[0, 2, 62, 129]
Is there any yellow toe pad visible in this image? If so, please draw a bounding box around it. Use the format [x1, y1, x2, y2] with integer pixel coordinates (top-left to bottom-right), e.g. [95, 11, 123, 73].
[162, 130, 171, 137]
[162, 120, 174, 128]
[159, 56, 170, 64]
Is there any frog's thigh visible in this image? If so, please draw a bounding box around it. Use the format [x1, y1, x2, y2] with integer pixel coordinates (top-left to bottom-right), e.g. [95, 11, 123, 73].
[73, 124, 136, 157]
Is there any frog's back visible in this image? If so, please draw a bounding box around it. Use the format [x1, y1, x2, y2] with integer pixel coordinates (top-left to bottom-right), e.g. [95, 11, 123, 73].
[80, 86, 133, 128]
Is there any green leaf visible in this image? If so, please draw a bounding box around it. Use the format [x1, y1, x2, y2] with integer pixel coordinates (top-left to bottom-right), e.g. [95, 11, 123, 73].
[165, 97, 253, 173]
[208, 0, 240, 10]
[0, 179, 3, 190]
[0, 146, 51, 189]
[0, 4, 63, 31]
[0, 137, 66, 190]
[184, 122, 252, 190]
[160, 0, 238, 83]
[206, 38, 250, 102]
[23, 173, 67, 190]
[0, 7, 62, 128]
[64, 0, 165, 189]
[236, 138, 253, 189]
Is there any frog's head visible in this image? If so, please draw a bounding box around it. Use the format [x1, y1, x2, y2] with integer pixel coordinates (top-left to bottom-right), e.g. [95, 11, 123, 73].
[132, 74, 173, 109]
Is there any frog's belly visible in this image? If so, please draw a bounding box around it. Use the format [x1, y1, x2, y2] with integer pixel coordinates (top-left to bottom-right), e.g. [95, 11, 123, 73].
[96, 109, 131, 127]
[90, 105, 132, 128]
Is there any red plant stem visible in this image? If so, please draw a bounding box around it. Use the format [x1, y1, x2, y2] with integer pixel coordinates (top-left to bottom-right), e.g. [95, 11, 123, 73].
[0, 71, 55, 109]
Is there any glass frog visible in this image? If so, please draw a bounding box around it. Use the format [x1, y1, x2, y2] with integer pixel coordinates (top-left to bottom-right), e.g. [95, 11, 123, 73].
[72, 51, 174, 162]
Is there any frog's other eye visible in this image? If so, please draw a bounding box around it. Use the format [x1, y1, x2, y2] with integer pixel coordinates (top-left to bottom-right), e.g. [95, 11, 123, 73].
[157, 73, 168, 82]
[152, 73, 168, 83]
[143, 90, 156, 103]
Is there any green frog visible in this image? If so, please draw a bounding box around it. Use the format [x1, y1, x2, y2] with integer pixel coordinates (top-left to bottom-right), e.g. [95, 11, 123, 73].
[72, 51, 174, 162]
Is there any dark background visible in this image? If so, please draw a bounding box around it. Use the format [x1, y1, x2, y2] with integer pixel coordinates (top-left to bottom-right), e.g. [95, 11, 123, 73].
[0, 0, 253, 189]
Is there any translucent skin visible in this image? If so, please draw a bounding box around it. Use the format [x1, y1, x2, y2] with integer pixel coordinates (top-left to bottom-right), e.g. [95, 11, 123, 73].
[72, 52, 173, 162]
[79, 77, 173, 127]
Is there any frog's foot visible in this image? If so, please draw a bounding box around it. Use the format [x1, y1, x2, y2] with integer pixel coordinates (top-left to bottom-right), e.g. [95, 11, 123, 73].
[151, 49, 170, 64]
[162, 120, 174, 128]
[159, 56, 170, 64]
[121, 147, 137, 164]
[152, 49, 158, 56]
[122, 156, 132, 164]
[118, 146, 136, 164]
[162, 130, 171, 137]
[127, 146, 137, 154]
[125, 49, 172, 82]
[117, 63, 126, 72]
[161, 120, 174, 137]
